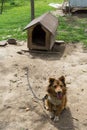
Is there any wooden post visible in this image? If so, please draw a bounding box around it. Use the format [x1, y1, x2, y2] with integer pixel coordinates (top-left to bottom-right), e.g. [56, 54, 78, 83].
[0, 0, 4, 14]
[30, 0, 35, 21]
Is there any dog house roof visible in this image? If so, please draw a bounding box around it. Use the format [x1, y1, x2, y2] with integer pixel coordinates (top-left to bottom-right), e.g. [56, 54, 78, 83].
[24, 12, 58, 35]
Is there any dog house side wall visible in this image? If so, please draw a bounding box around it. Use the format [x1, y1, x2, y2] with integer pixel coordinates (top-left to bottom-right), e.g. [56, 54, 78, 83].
[50, 35, 55, 50]
[49, 30, 57, 50]
[27, 26, 33, 49]
[27, 25, 51, 50]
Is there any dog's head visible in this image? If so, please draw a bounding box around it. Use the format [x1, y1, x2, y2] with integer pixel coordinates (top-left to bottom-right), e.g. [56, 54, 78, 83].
[47, 76, 66, 100]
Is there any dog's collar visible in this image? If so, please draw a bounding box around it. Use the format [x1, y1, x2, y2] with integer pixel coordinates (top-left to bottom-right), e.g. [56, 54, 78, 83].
[48, 95, 62, 106]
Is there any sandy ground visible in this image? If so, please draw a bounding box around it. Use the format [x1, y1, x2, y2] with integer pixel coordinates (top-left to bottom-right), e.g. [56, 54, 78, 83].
[0, 41, 87, 130]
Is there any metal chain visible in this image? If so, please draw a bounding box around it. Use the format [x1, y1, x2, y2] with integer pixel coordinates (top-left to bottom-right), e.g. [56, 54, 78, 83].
[26, 67, 43, 101]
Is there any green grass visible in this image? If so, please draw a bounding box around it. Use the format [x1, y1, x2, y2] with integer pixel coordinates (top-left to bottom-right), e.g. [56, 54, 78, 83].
[0, 5, 30, 40]
[0, 0, 87, 45]
[0, 0, 62, 40]
[57, 16, 87, 45]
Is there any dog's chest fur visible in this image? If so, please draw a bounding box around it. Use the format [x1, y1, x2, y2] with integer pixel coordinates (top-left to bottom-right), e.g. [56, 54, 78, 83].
[48, 95, 62, 106]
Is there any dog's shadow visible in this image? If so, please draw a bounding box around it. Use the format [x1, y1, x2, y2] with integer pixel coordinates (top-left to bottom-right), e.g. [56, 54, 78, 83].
[52, 107, 76, 130]
[30, 103, 77, 130]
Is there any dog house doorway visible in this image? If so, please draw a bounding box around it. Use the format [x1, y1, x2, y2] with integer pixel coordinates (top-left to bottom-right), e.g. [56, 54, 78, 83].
[32, 24, 46, 46]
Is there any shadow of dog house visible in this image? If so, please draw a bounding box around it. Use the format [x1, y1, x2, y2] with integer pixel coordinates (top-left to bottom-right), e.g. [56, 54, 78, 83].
[24, 12, 58, 50]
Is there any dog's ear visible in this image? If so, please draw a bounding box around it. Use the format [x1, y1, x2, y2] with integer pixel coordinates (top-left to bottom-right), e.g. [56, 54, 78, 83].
[49, 78, 55, 86]
[59, 76, 66, 86]
[47, 78, 55, 94]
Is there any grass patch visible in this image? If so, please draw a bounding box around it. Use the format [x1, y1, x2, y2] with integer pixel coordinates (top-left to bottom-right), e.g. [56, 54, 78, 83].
[0, 0, 87, 45]
[57, 16, 87, 45]
[0, 0, 61, 40]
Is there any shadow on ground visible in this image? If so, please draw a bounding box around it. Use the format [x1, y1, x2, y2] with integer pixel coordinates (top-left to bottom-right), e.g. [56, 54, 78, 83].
[25, 43, 66, 61]
[72, 9, 87, 18]
[29, 101, 76, 130]
[52, 108, 76, 130]
[22, 43, 76, 61]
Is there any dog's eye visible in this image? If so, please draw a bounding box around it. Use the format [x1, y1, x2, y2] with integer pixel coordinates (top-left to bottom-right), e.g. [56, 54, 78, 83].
[60, 85, 63, 87]
[54, 85, 57, 88]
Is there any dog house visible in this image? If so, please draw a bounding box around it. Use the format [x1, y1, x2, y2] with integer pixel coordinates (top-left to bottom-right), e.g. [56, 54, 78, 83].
[24, 12, 58, 50]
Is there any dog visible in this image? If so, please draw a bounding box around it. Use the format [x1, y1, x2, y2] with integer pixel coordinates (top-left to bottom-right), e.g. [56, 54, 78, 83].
[43, 76, 67, 122]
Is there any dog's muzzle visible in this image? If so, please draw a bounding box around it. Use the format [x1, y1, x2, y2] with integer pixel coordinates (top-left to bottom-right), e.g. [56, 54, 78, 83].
[57, 91, 63, 99]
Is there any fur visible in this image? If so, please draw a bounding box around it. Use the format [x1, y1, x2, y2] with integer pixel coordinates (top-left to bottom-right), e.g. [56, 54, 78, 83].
[44, 76, 67, 121]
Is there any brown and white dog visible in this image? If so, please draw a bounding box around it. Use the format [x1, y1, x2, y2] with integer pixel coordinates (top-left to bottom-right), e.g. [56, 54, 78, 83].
[44, 76, 67, 121]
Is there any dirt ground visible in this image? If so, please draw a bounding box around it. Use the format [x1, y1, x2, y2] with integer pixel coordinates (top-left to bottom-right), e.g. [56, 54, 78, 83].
[0, 41, 87, 130]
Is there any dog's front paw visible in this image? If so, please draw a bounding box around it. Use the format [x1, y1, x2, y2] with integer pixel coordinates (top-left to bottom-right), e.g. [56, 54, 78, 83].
[45, 106, 49, 110]
[54, 116, 59, 122]
[50, 112, 55, 119]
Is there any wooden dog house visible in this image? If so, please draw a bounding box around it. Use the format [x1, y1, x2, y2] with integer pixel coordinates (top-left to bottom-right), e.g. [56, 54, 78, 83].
[24, 12, 58, 50]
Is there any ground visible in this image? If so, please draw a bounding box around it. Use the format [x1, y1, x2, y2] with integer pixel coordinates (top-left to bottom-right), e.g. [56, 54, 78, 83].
[0, 41, 87, 130]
